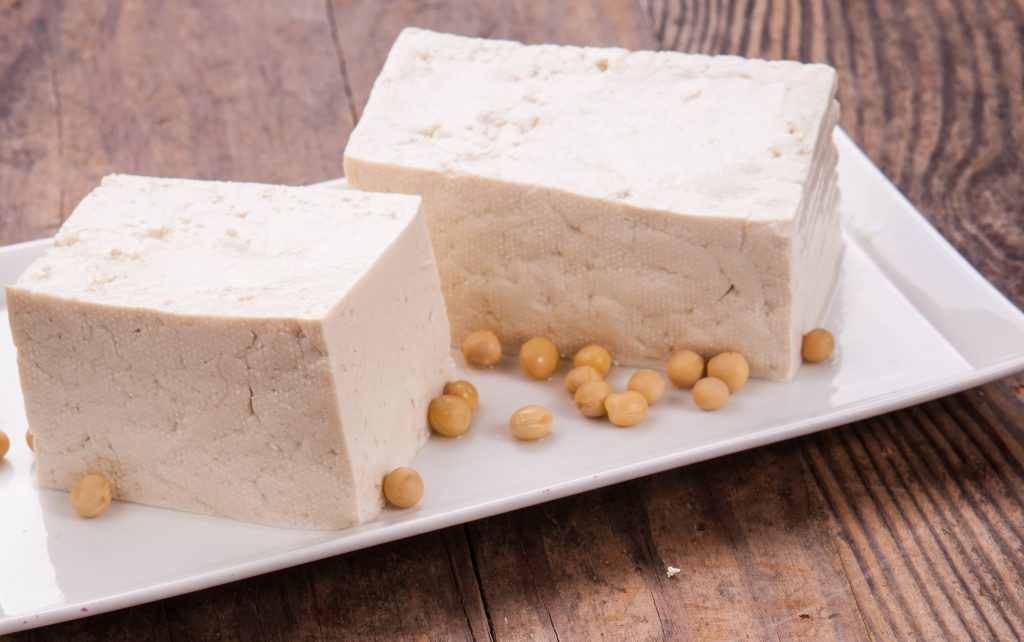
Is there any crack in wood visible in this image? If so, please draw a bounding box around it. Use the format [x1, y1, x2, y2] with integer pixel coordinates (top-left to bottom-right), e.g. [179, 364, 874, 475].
[622, 483, 670, 640]
[323, 0, 360, 127]
[462, 526, 497, 641]
[38, 7, 65, 224]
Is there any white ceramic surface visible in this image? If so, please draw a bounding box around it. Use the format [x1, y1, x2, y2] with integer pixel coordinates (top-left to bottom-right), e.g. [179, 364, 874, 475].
[2, 130, 1023, 633]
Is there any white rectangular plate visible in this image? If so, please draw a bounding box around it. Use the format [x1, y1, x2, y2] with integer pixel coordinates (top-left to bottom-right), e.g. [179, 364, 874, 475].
[2, 131, 1024, 633]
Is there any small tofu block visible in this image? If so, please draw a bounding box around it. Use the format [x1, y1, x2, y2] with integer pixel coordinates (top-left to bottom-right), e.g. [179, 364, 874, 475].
[7, 175, 455, 528]
[345, 29, 843, 380]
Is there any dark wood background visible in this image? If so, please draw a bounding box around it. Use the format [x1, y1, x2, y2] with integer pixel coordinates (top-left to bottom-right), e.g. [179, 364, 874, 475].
[2, 1, 1023, 639]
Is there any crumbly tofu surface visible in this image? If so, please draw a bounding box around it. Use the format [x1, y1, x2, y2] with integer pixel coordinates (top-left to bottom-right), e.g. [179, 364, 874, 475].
[345, 28, 843, 380]
[7, 174, 455, 529]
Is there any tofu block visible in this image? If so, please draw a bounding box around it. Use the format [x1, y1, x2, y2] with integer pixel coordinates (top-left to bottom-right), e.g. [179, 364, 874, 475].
[344, 28, 842, 380]
[7, 175, 455, 529]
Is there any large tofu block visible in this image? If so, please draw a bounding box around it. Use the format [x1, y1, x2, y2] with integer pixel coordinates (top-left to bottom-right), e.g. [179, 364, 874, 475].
[7, 175, 455, 529]
[345, 28, 842, 380]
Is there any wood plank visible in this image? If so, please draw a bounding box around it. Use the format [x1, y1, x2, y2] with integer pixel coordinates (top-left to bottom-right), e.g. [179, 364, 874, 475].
[164, 565, 324, 641]
[0, 0, 353, 246]
[466, 445, 876, 640]
[299, 529, 483, 641]
[469, 486, 667, 640]
[804, 391, 1024, 641]
[693, 445, 871, 640]
[0, 0, 64, 245]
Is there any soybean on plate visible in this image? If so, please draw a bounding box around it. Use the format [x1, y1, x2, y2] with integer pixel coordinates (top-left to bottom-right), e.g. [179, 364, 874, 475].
[2, 130, 1024, 633]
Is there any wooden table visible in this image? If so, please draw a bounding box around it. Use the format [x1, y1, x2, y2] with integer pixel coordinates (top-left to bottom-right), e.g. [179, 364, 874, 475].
[3, 1, 1023, 639]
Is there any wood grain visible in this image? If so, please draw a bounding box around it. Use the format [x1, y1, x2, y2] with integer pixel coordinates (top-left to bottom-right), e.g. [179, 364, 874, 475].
[2, 0, 1024, 640]
[0, 0, 353, 246]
